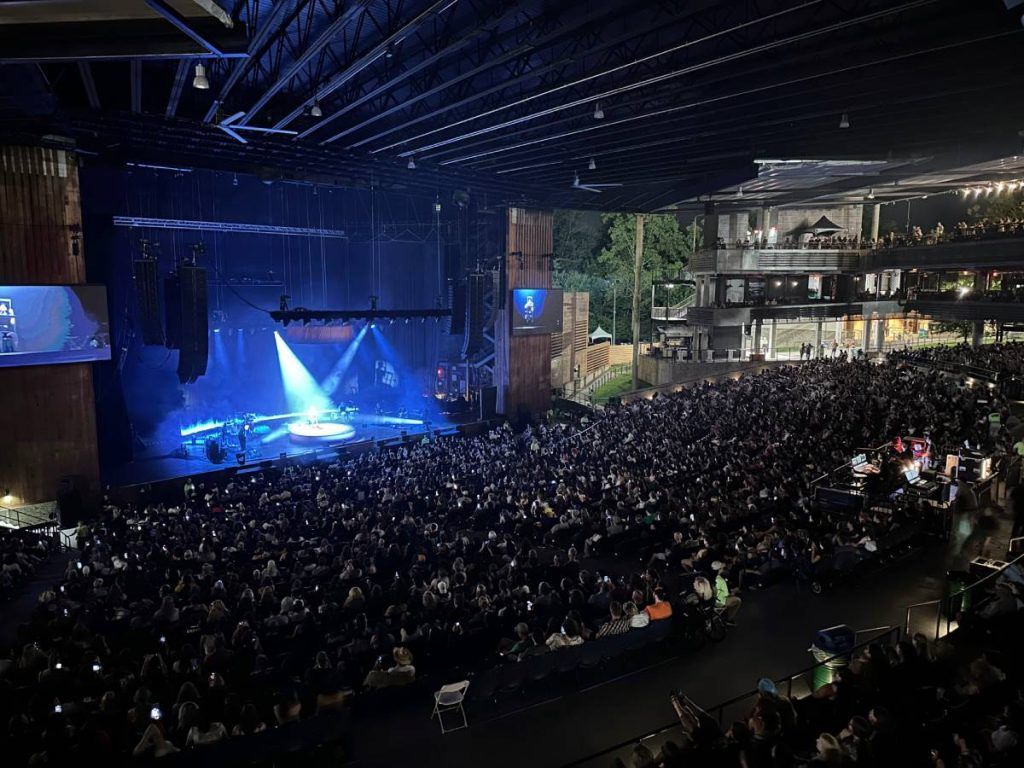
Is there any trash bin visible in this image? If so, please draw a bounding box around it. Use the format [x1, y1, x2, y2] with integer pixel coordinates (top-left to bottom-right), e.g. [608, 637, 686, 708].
[947, 570, 973, 616]
[809, 624, 855, 691]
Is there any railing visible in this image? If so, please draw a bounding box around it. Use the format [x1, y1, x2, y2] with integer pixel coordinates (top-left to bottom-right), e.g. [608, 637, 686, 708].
[561, 625, 900, 768]
[691, 248, 863, 274]
[904, 599, 944, 641]
[904, 550, 1024, 640]
[0, 503, 54, 530]
[569, 363, 630, 403]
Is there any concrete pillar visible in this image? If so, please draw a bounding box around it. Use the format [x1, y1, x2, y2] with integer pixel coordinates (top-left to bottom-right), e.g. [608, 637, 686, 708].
[875, 315, 885, 352]
[861, 317, 871, 352]
[814, 320, 823, 358]
[870, 203, 880, 242]
[753, 319, 762, 354]
[767, 319, 777, 359]
[974, 272, 986, 293]
[703, 202, 720, 246]
[971, 320, 984, 348]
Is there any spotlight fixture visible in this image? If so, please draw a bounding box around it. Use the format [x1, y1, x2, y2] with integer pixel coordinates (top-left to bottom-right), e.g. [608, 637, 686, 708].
[736, 186, 743, 198]
[867, 188, 875, 200]
[232, 173, 238, 187]
[385, 43, 395, 59]
[588, 157, 596, 171]
[193, 63, 210, 90]
[407, 157, 416, 169]
[593, 101, 604, 120]
[310, 101, 323, 118]
[839, 112, 850, 129]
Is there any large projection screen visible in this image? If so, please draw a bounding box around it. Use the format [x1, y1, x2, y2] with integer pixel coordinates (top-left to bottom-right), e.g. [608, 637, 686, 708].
[510, 288, 563, 336]
[0, 285, 111, 368]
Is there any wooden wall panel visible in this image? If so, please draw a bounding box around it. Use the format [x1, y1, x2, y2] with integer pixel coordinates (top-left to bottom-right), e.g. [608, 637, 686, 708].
[0, 145, 99, 506]
[495, 207, 553, 416]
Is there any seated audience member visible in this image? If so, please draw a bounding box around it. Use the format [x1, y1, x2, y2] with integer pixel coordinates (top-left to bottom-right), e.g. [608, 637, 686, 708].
[712, 561, 742, 623]
[363, 647, 416, 689]
[625, 601, 650, 628]
[597, 601, 632, 637]
[645, 587, 673, 621]
[546, 618, 585, 650]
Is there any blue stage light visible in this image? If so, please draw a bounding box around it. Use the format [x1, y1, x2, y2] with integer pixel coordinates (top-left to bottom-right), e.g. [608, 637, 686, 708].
[272, 331, 333, 415]
[320, 323, 368, 395]
[180, 419, 225, 437]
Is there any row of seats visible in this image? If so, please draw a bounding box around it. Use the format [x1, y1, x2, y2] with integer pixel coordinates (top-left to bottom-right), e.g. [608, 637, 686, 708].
[467, 620, 675, 709]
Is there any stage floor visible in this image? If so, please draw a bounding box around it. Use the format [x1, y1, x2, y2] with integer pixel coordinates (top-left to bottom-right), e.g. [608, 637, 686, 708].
[106, 417, 457, 487]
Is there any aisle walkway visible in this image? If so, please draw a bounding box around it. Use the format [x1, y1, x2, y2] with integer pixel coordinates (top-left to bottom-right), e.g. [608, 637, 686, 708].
[0, 548, 73, 649]
[347, 541, 954, 768]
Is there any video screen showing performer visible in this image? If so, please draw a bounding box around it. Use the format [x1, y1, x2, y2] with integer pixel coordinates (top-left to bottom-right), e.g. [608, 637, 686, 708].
[511, 288, 563, 335]
[0, 285, 111, 367]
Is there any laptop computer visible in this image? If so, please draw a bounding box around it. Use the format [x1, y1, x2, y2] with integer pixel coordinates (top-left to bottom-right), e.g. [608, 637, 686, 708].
[904, 467, 937, 492]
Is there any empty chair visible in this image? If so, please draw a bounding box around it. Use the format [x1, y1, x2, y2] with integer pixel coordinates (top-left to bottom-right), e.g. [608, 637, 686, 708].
[431, 680, 470, 734]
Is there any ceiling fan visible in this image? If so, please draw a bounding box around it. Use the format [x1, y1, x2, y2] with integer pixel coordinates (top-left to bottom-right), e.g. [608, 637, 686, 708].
[572, 171, 623, 193]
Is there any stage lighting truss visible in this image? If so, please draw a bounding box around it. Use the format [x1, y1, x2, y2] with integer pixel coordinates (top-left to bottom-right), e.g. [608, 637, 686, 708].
[270, 308, 452, 327]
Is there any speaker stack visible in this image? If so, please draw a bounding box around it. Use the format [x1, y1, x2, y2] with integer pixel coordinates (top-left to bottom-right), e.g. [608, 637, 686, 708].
[447, 279, 466, 336]
[133, 257, 163, 345]
[462, 272, 486, 358]
[165, 264, 209, 384]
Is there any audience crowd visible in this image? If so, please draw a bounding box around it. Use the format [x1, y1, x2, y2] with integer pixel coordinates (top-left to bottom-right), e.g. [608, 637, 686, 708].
[892, 341, 1024, 378]
[0, 356, 1013, 765]
[627, 628, 1023, 768]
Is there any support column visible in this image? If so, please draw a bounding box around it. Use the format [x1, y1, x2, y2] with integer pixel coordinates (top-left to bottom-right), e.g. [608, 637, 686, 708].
[631, 214, 645, 390]
[875, 315, 885, 352]
[814, 320, 823, 358]
[767, 319, 777, 359]
[703, 202, 719, 247]
[870, 203, 880, 242]
[753, 319, 763, 356]
[971, 320, 985, 348]
[861, 316, 872, 353]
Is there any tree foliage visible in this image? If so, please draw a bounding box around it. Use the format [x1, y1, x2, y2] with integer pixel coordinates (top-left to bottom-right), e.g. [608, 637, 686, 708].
[967, 190, 1024, 221]
[550, 209, 697, 343]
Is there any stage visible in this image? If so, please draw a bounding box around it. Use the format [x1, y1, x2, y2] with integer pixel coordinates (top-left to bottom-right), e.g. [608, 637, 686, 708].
[108, 411, 469, 487]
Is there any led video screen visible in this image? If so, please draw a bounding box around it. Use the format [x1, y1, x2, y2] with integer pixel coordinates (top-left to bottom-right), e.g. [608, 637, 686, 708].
[511, 288, 563, 335]
[0, 285, 111, 368]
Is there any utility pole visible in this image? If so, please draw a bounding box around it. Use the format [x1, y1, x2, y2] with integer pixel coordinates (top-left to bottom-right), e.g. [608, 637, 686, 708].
[631, 214, 645, 391]
[611, 281, 617, 346]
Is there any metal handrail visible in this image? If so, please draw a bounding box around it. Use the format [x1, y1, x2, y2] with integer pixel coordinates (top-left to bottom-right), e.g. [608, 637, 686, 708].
[853, 625, 894, 646]
[561, 626, 901, 768]
[904, 599, 943, 640]
[904, 550, 1024, 640]
[944, 550, 1024, 635]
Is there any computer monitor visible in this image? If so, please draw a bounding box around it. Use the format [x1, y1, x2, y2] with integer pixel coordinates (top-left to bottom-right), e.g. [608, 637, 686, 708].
[903, 468, 920, 484]
[851, 453, 867, 468]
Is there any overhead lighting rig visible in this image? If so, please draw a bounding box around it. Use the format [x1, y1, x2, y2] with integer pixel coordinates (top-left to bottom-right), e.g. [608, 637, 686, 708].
[271, 307, 452, 327]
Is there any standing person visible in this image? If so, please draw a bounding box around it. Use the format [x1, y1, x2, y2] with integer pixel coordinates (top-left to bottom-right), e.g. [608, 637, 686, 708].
[712, 561, 742, 624]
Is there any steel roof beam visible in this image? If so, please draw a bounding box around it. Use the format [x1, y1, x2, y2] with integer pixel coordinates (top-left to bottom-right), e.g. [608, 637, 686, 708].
[203, 0, 309, 123]
[272, 0, 458, 131]
[143, 0, 230, 56]
[166, 59, 191, 118]
[77, 61, 100, 109]
[239, 0, 375, 126]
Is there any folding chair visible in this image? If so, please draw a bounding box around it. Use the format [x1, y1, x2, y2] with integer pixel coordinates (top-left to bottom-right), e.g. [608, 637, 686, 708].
[431, 680, 470, 734]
